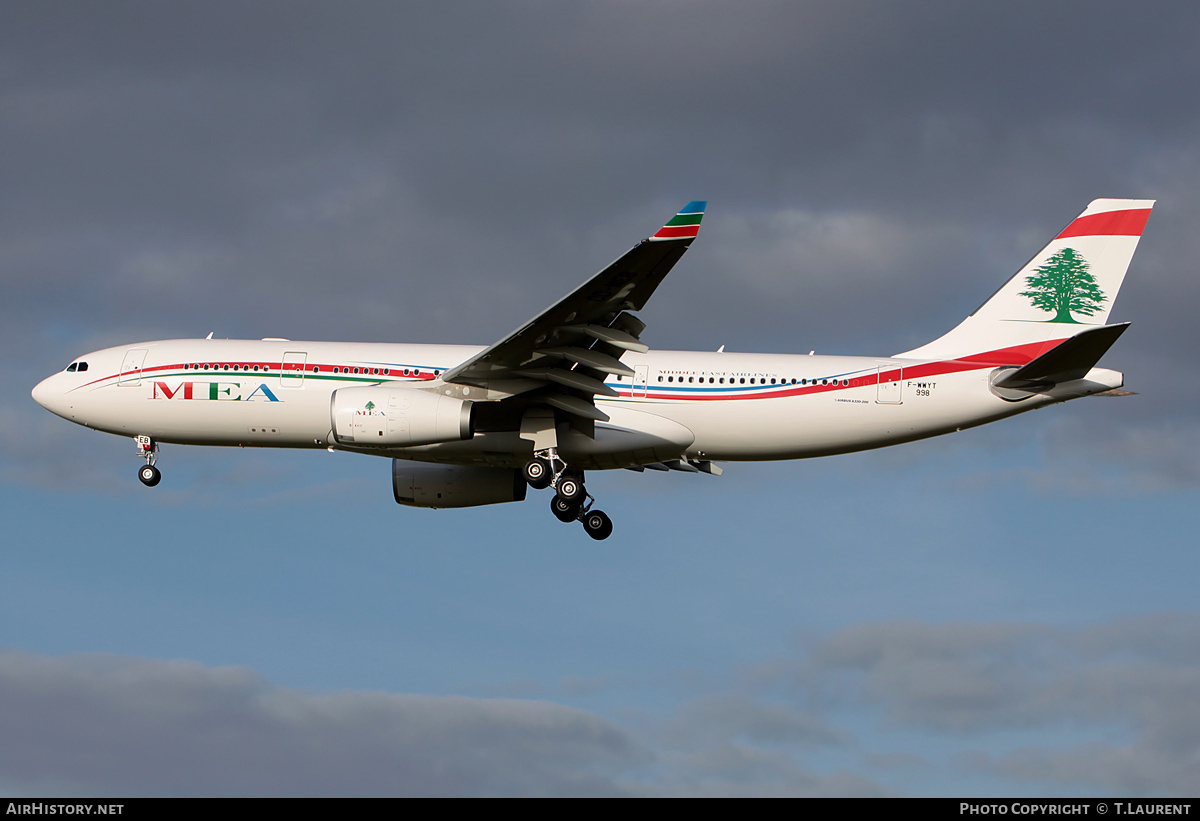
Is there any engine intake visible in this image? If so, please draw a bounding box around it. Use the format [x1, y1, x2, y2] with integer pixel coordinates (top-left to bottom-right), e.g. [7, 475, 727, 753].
[392, 461, 528, 508]
[331, 386, 473, 447]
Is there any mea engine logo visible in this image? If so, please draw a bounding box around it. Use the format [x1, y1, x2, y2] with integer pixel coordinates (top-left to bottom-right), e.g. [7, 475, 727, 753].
[152, 381, 282, 402]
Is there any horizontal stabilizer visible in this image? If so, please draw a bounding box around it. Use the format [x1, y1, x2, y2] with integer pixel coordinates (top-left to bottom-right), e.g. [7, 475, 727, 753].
[991, 323, 1129, 391]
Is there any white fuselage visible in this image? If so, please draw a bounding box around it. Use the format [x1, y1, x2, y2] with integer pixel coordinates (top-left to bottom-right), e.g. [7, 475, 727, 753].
[31, 337, 1122, 471]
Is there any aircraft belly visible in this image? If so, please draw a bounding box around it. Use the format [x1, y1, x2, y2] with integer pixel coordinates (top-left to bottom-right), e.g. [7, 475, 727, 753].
[380, 406, 695, 470]
[562, 406, 695, 468]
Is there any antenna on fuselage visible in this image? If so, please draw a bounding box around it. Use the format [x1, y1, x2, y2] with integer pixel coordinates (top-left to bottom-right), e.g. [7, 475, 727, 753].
[205, 332, 214, 339]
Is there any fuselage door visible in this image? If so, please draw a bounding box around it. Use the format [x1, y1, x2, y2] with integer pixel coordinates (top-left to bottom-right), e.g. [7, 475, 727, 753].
[281, 351, 307, 388]
[634, 365, 648, 398]
[876, 363, 903, 404]
[118, 348, 148, 386]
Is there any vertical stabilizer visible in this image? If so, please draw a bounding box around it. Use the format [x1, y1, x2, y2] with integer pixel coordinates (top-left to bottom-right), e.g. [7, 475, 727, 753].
[897, 199, 1154, 361]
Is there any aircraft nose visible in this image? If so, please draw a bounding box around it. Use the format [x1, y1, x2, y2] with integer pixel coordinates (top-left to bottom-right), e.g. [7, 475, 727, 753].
[31, 374, 66, 416]
[31, 376, 51, 409]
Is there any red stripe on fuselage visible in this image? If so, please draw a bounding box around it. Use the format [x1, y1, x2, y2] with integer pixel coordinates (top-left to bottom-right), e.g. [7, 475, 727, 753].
[615, 338, 1071, 402]
[1056, 208, 1151, 239]
[69, 360, 436, 392]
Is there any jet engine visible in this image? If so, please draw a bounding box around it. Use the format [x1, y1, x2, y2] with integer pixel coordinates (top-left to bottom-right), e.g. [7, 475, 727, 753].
[392, 460, 528, 508]
[331, 386, 473, 447]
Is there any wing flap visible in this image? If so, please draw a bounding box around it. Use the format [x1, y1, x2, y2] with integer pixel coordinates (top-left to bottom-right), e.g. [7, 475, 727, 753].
[519, 368, 621, 398]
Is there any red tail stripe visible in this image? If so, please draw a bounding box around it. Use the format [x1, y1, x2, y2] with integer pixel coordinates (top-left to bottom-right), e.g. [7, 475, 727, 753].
[652, 225, 700, 239]
[1056, 208, 1151, 240]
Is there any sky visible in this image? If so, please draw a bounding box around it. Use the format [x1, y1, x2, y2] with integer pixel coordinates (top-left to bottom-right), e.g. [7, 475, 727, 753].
[3, 1, 1200, 797]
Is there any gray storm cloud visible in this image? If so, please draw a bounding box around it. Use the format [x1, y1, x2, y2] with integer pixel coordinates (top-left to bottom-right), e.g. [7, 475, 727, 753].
[0, 650, 639, 797]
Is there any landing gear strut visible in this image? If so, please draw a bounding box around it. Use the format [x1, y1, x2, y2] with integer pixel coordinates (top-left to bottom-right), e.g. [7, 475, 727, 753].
[136, 435, 161, 487]
[525, 449, 613, 540]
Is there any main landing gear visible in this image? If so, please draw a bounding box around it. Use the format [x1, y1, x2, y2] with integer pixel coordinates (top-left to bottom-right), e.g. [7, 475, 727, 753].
[525, 450, 613, 540]
[135, 435, 161, 487]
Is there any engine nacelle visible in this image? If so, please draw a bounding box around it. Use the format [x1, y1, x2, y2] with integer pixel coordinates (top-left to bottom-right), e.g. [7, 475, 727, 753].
[392, 461, 528, 509]
[331, 386, 473, 447]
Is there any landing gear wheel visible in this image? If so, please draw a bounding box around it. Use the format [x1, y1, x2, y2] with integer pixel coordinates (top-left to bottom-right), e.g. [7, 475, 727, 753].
[523, 457, 552, 490]
[551, 495, 582, 523]
[138, 464, 161, 487]
[555, 474, 584, 502]
[582, 510, 613, 541]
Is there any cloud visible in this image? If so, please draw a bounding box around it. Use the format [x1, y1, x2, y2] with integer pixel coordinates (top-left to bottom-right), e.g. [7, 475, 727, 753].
[4, 4, 1200, 799]
[778, 614, 1200, 795]
[0, 650, 640, 797]
[956, 417, 1200, 496]
[973, 742, 1200, 797]
[8, 613, 1200, 796]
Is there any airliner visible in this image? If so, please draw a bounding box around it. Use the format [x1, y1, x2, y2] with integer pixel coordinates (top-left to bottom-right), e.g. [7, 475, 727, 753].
[32, 198, 1154, 539]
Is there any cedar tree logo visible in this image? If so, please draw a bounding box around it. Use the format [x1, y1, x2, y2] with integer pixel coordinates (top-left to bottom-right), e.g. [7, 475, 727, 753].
[1019, 247, 1107, 323]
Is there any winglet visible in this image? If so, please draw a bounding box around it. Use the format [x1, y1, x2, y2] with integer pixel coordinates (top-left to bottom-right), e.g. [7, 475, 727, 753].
[649, 201, 707, 241]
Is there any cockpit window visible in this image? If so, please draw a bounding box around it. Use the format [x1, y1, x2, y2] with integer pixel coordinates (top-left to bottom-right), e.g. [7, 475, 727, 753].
[66, 363, 77, 372]
[78, 362, 88, 372]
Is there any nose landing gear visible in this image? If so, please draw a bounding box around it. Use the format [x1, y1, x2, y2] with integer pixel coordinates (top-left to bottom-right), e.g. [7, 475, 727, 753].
[526, 450, 613, 540]
[135, 435, 161, 487]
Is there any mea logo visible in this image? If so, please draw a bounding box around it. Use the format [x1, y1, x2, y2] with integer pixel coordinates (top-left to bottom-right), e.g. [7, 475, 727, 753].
[1019, 247, 1107, 323]
[153, 381, 281, 401]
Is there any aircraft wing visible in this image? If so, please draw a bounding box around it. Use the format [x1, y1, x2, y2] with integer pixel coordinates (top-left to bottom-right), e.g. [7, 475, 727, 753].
[441, 201, 706, 422]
